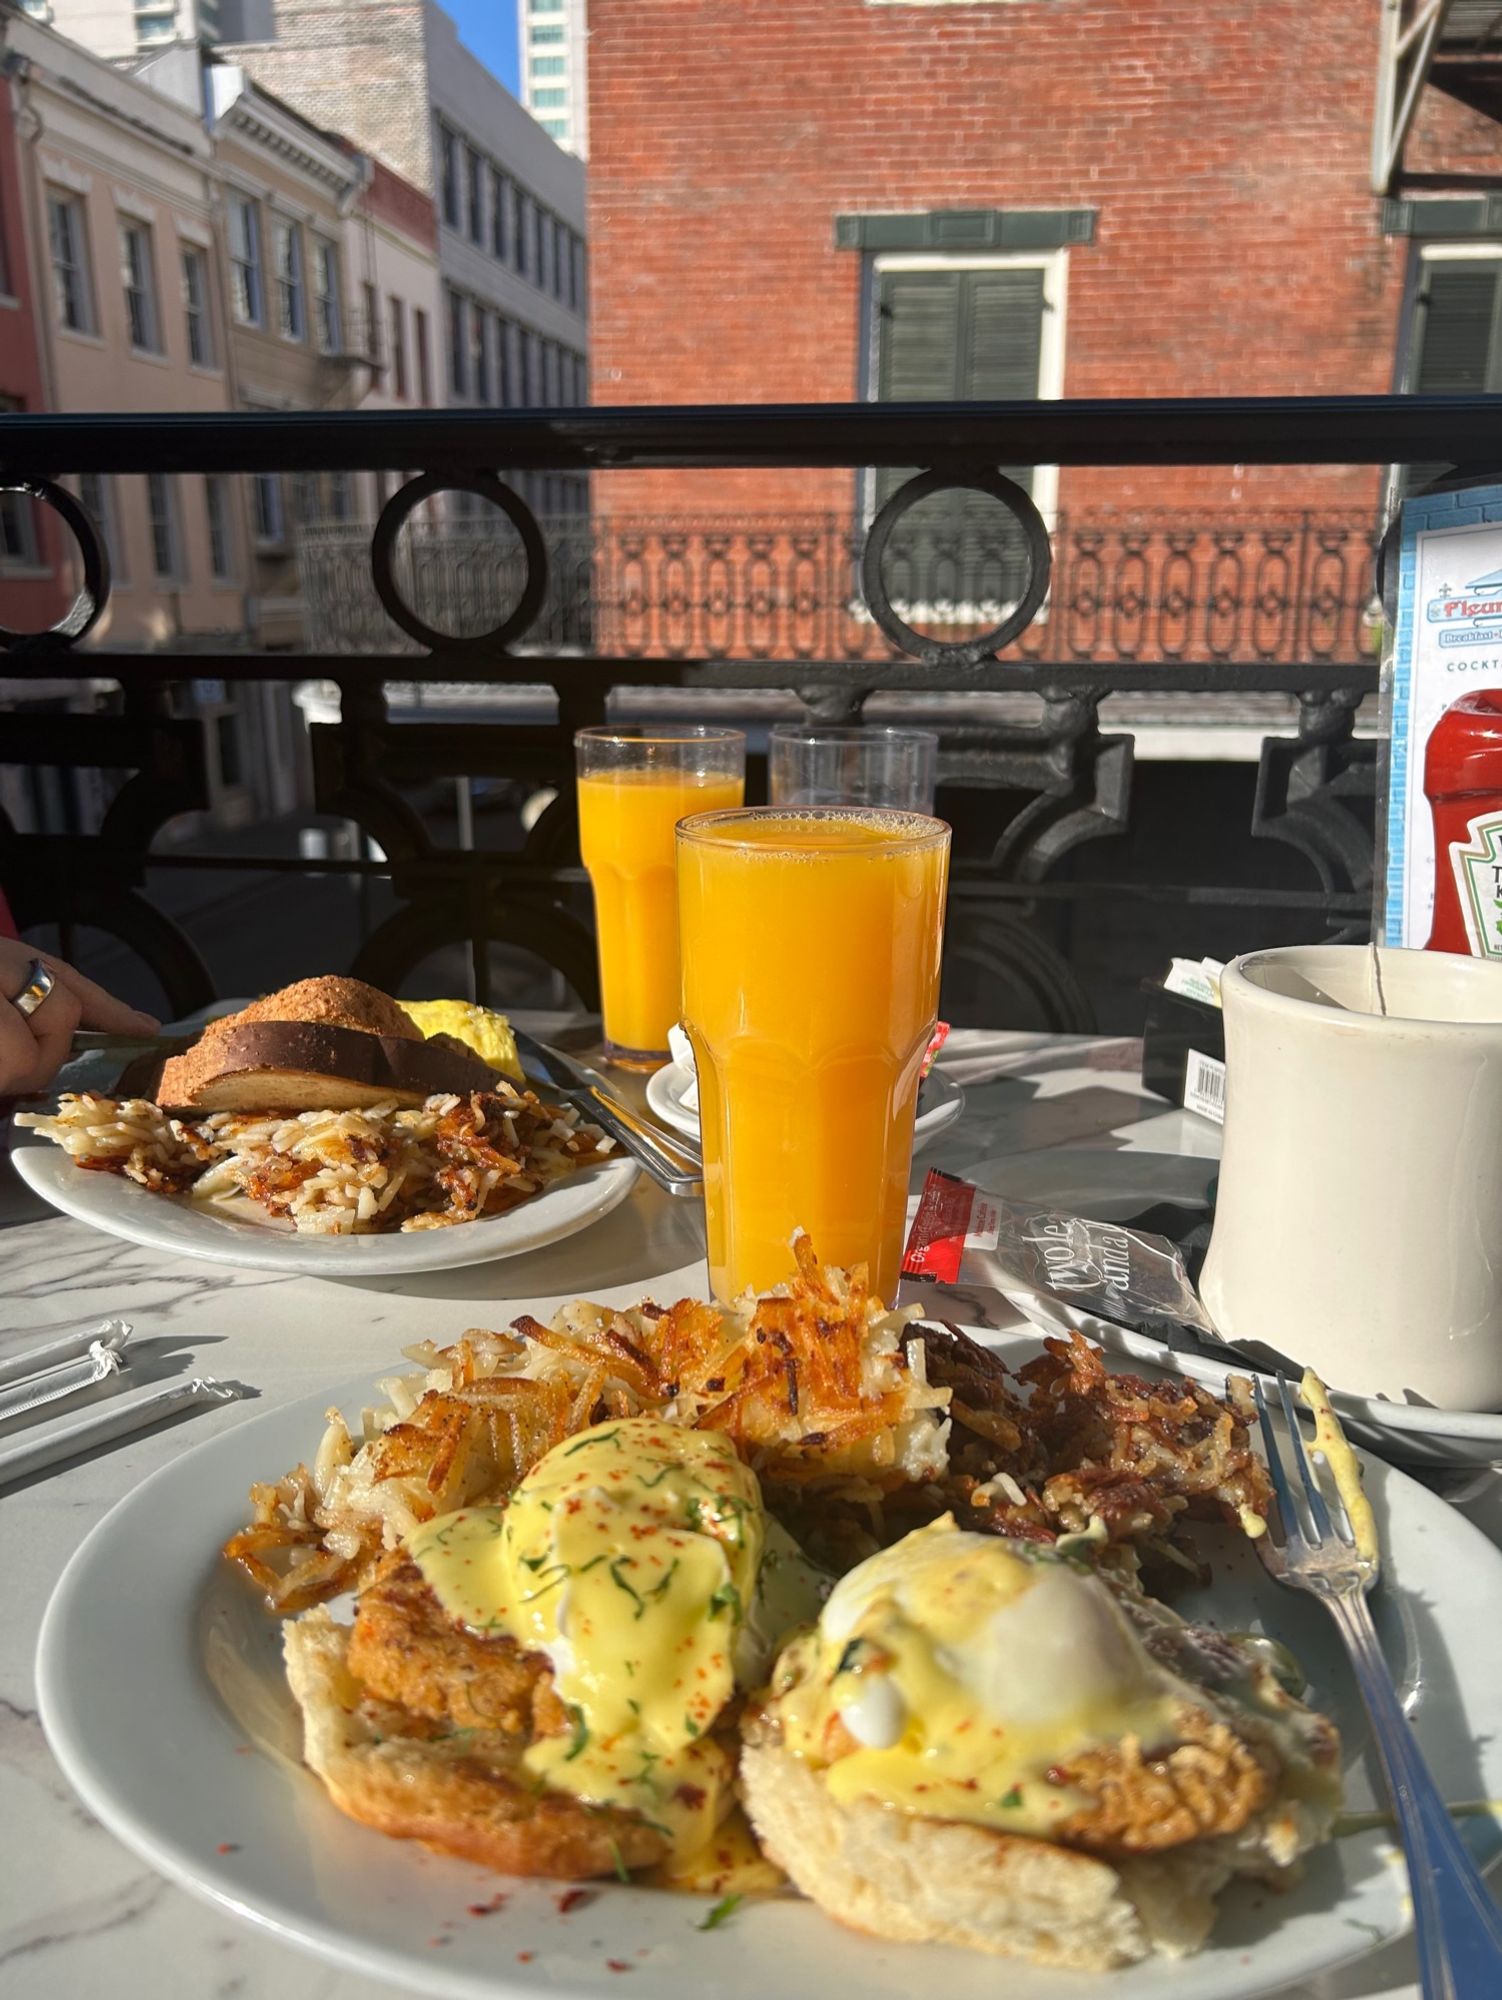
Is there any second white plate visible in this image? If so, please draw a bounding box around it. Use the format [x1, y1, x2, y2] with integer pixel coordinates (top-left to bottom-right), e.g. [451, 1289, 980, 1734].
[646, 1060, 965, 1154]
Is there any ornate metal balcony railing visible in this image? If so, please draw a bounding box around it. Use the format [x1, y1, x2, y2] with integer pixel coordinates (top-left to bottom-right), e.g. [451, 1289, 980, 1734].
[296, 510, 1383, 669]
[2, 395, 1499, 1031]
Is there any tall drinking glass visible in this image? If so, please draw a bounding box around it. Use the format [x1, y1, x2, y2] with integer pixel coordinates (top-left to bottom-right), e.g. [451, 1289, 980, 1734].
[576, 726, 745, 1067]
[768, 724, 939, 812]
[677, 806, 951, 1302]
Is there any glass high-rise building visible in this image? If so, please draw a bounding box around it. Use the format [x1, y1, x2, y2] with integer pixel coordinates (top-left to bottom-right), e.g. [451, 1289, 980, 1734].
[518, 0, 586, 158]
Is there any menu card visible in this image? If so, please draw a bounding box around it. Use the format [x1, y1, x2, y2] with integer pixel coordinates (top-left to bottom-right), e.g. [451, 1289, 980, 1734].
[1382, 483, 1502, 946]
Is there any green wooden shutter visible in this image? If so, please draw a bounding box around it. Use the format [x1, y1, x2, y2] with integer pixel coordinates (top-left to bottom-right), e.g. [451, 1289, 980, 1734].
[873, 266, 1045, 607]
[1405, 262, 1502, 493]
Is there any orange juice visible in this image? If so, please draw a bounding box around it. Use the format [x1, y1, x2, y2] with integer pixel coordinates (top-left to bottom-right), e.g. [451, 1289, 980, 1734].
[678, 808, 950, 1302]
[579, 768, 744, 1058]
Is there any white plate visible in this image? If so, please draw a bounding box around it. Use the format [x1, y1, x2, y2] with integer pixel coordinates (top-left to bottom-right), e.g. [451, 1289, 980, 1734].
[36, 1331, 1502, 2000]
[918, 1147, 1502, 1469]
[646, 1061, 966, 1155]
[9, 1138, 640, 1278]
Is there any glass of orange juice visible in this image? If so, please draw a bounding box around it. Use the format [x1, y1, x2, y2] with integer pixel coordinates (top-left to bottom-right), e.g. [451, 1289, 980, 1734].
[576, 725, 745, 1067]
[677, 806, 950, 1303]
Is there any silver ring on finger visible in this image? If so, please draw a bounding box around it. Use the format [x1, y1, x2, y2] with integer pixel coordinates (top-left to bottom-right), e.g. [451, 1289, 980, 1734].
[11, 959, 55, 1019]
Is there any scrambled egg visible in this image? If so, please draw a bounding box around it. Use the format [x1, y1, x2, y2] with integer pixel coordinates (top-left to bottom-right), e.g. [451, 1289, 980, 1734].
[407, 1416, 826, 1861]
[400, 1000, 524, 1082]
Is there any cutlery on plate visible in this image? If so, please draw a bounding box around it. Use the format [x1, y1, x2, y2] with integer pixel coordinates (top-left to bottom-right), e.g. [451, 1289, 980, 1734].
[1252, 1373, 1502, 1997]
[512, 1029, 703, 1197]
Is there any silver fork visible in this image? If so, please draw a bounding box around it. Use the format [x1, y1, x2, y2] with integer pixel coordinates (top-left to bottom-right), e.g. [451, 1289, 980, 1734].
[1252, 1375, 1502, 1999]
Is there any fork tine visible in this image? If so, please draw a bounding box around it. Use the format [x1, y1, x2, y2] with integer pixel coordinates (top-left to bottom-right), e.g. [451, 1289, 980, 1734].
[1251, 1376, 1304, 1547]
[1275, 1372, 1336, 1542]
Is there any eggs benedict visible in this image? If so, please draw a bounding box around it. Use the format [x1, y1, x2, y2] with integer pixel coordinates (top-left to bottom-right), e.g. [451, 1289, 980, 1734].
[741, 1518, 1340, 1968]
[283, 1414, 826, 1879]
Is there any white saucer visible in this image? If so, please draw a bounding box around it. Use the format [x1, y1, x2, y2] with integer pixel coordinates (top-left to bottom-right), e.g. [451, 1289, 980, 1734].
[646, 1061, 965, 1156]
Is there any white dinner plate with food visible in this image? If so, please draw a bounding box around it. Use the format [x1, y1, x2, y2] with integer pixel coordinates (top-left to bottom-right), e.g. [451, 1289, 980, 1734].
[943, 1147, 1502, 1468]
[36, 1322, 1502, 2000]
[9, 1137, 640, 1277]
[646, 1059, 966, 1154]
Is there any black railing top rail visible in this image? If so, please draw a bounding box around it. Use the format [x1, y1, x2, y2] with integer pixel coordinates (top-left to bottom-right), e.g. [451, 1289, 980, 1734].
[2, 394, 1502, 473]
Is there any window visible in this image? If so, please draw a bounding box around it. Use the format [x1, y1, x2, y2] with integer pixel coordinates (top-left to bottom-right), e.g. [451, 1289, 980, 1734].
[439, 124, 460, 229]
[515, 191, 532, 278]
[471, 300, 490, 402]
[1402, 249, 1502, 489]
[572, 235, 587, 312]
[119, 221, 160, 352]
[446, 287, 466, 395]
[531, 22, 565, 41]
[47, 191, 93, 334]
[532, 87, 567, 108]
[216, 712, 244, 790]
[539, 212, 555, 295]
[77, 471, 125, 582]
[540, 119, 569, 140]
[181, 244, 213, 366]
[414, 306, 432, 401]
[532, 55, 566, 75]
[291, 472, 318, 526]
[327, 471, 353, 523]
[204, 475, 233, 580]
[273, 220, 304, 340]
[465, 147, 484, 245]
[870, 253, 1063, 601]
[529, 0, 562, 11]
[313, 239, 341, 352]
[542, 339, 558, 404]
[496, 316, 514, 404]
[522, 326, 540, 403]
[145, 472, 181, 581]
[228, 196, 261, 326]
[388, 296, 407, 397]
[490, 167, 509, 260]
[252, 472, 284, 544]
[0, 401, 39, 563]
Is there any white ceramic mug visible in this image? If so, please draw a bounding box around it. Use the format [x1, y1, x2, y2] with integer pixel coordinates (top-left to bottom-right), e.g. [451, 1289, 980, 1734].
[1199, 944, 1502, 1409]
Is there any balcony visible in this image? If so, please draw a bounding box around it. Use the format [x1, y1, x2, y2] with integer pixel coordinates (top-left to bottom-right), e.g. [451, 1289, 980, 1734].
[0, 395, 1494, 1032]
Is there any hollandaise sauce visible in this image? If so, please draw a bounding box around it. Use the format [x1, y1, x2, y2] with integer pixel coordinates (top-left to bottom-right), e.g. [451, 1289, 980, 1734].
[407, 1418, 768, 1862]
[775, 1519, 1188, 1838]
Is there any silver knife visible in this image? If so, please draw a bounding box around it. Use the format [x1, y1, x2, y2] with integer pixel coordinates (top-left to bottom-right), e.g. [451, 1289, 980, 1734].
[514, 1029, 703, 1198]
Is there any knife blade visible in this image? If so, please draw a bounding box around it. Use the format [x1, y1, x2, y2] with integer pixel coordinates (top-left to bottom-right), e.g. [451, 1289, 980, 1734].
[512, 1028, 703, 1196]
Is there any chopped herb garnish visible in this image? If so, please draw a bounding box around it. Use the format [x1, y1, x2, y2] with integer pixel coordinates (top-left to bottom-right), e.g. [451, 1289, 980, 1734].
[565, 1705, 590, 1762]
[519, 1552, 549, 1572]
[522, 1563, 571, 1602]
[608, 1837, 631, 1884]
[644, 1559, 680, 1607]
[708, 1582, 742, 1621]
[638, 1463, 676, 1489]
[627, 1697, 641, 1716]
[697, 1893, 744, 1932]
[999, 1786, 1024, 1809]
[684, 1713, 700, 1737]
[836, 1637, 871, 1675]
[577, 1552, 608, 1574]
[610, 1557, 646, 1617]
[566, 1427, 621, 1455]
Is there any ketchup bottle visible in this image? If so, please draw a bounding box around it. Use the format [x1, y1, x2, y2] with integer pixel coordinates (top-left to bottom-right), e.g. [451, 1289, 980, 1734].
[1425, 688, 1502, 956]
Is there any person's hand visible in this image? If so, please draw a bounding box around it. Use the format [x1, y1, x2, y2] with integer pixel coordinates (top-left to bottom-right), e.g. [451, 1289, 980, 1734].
[0, 942, 159, 1097]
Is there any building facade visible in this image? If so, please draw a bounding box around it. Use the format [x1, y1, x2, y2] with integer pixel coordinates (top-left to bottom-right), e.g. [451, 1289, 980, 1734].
[217, 0, 590, 510]
[518, 0, 587, 158]
[585, 0, 1500, 534]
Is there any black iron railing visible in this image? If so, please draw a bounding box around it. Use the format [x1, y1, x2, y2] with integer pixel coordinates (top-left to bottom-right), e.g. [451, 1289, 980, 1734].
[3, 395, 1499, 1031]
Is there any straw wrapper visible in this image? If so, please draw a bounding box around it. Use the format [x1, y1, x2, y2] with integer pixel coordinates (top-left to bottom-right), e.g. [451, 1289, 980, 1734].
[0, 1338, 127, 1423]
[0, 1376, 244, 1484]
[0, 1317, 132, 1387]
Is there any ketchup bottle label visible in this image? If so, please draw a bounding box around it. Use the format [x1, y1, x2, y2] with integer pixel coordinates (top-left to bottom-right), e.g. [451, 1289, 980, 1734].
[1449, 809, 1502, 958]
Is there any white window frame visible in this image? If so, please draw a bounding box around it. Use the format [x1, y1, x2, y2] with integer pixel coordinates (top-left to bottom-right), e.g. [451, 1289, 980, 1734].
[145, 471, 182, 583]
[274, 219, 305, 342]
[119, 218, 161, 353]
[859, 248, 1066, 628]
[47, 191, 94, 335]
[180, 242, 214, 367]
[313, 238, 341, 353]
[252, 471, 286, 547]
[76, 471, 126, 585]
[229, 196, 263, 327]
[204, 473, 234, 581]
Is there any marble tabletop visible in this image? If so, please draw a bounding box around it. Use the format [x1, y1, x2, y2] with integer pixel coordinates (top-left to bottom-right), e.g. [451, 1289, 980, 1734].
[0, 1027, 1493, 2000]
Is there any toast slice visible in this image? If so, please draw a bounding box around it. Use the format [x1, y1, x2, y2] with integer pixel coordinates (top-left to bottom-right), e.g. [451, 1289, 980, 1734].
[157, 1022, 499, 1112]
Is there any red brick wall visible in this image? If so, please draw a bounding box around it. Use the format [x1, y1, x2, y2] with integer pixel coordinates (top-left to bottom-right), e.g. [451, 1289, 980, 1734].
[361, 154, 438, 250]
[587, 0, 1416, 519]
